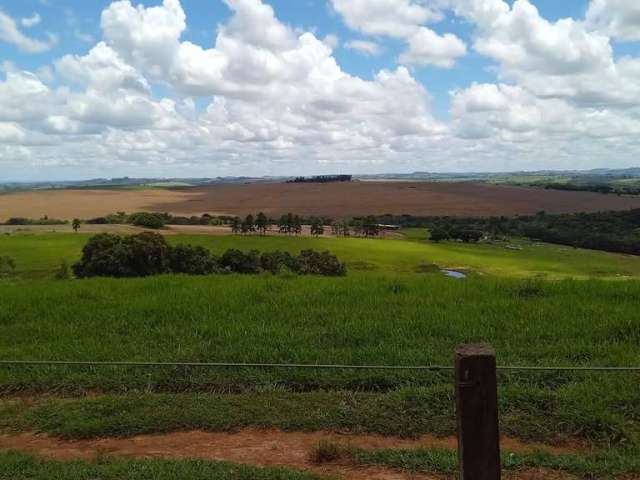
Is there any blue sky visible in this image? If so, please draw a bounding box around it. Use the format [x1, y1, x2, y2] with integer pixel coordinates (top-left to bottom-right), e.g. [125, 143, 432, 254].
[0, 0, 639, 180]
[0, 0, 594, 119]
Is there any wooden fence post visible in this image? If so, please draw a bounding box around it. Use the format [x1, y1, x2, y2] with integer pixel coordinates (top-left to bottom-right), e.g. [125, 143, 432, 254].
[455, 343, 501, 480]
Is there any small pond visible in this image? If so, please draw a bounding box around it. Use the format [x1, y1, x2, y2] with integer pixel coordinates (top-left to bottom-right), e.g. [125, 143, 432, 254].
[442, 269, 467, 279]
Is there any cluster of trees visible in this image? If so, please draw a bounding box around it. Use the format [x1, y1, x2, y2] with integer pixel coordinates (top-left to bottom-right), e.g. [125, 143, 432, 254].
[286, 175, 352, 183]
[72, 233, 347, 278]
[230, 213, 272, 235]
[429, 227, 484, 243]
[228, 213, 383, 238]
[373, 209, 640, 255]
[229, 213, 327, 236]
[86, 212, 235, 229]
[4, 216, 67, 226]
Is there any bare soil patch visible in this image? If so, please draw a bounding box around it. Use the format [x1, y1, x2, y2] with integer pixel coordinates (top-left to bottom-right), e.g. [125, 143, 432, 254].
[152, 182, 640, 218]
[0, 429, 582, 480]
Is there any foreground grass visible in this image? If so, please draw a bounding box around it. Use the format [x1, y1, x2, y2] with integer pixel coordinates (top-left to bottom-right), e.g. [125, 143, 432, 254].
[2, 231, 640, 278]
[325, 444, 640, 478]
[1, 381, 638, 446]
[0, 273, 639, 393]
[0, 452, 321, 480]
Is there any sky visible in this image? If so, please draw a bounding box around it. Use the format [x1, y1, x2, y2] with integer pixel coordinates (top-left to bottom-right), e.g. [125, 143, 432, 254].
[1, 0, 640, 180]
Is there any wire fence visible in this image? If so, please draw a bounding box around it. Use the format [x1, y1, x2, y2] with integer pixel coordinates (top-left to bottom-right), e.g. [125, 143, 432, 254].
[1, 360, 639, 373]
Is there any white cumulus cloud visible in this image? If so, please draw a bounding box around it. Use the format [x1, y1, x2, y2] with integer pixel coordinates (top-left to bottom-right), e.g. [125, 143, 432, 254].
[0, 9, 56, 53]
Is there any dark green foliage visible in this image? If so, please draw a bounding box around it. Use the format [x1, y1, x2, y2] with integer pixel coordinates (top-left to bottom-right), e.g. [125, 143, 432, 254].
[241, 214, 255, 234]
[5, 217, 67, 226]
[260, 250, 299, 274]
[310, 218, 324, 236]
[382, 209, 640, 255]
[72, 219, 81, 232]
[128, 212, 165, 229]
[71, 234, 346, 278]
[255, 212, 269, 235]
[362, 216, 380, 237]
[169, 244, 219, 275]
[297, 250, 346, 276]
[220, 249, 261, 274]
[231, 217, 241, 234]
[72, 233, 171, 278]
[429, 228, 449, 242]
[278, 213, 302, 235]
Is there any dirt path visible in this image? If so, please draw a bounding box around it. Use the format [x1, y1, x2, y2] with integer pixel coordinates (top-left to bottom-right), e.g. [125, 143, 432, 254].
[0, 429, 580, 480]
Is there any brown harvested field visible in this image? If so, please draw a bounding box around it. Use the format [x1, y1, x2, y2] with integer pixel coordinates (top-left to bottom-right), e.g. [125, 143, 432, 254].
[0, 188, 194, 222]
[152, 181, 640, 218]
[2, 182, 640, 221]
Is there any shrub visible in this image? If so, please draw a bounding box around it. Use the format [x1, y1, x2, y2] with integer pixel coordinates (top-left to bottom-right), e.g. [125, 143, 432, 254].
[297, 250, 347, 276]
[220, 249, 261, 274]
[169, 244, 219, 275]
[260, 250, 299, 274]
[73, 233, 171, 278]
[0, 256, 16, 277]
[128, 212, 165, 229]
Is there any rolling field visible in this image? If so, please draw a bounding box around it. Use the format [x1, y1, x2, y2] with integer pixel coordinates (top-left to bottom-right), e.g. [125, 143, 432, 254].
[3, 231, 640, 279]
[1, 232, 640, 478]
[3, 181, 640, 222]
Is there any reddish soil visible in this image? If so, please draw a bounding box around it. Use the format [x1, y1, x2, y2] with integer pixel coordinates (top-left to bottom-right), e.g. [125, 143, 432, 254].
[0, 429, 582, 480]
[153, 182, 640, 218]
[3, 182, 640, 222]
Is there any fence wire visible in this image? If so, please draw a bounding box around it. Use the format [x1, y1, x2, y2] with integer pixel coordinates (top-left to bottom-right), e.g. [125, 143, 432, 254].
[0, 360, 639, 373]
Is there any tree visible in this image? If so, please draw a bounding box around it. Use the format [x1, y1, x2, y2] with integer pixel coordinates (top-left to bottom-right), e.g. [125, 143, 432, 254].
[255, 212, 269, 235]
[362, 216, 380, 237]
[310, 218, 324, 236]
[340, 220, 351, 237]
[278, 215, 289, 234]
[351, 219, 363, 237]
[429, 227, 449, 243]
[230, 217, 241, 234]
[459, 229, 484, 243]
[297, 250, 346, 276]
[73, 232, 171, 278]
[293, 215, 302, 235]
[241, 214, 255, 234]
[330, 221, 341, 237]
[72, 218, 81, 233]
[128, 212, 165, 229]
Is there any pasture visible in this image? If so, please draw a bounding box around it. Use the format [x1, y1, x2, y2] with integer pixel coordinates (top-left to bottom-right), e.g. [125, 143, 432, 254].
[1, 231, 640, 478]
[2, 231, 640, 279]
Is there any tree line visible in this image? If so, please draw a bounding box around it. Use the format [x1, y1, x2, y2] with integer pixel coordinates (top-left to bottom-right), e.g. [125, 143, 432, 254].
[371, 210, 640, 255]
[230, 213, 383, 237]
[286, 175, 352, 183]
[72, 232, 347, 278]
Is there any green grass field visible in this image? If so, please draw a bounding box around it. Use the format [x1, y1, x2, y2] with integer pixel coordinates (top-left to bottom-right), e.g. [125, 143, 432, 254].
[3, 230, 640, 279]
[1, 231, 640, 477]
